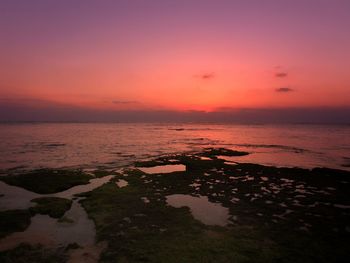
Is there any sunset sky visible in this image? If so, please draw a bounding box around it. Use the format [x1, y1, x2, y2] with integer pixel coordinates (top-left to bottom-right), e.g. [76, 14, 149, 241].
[0, 0, 350, 121]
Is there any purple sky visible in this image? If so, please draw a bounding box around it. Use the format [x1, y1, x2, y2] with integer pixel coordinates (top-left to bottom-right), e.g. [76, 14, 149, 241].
[1, 0, 350, 122]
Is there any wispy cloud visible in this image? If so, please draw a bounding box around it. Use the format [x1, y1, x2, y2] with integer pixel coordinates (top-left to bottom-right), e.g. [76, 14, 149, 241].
[275, 87, 294, 93]
[112, 100, 139, 104]
[275, 72, 288, 78]
[195, 73, 215, 80]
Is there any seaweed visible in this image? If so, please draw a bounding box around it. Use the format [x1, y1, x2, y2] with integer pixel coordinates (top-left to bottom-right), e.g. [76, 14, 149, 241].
[0, 210, 31, 238]
[202, 147, 249, 157]
[0, 244, 67, 263]
[30, 197, 72, 218]
[0, 169, 93, 194]
[80, 150, 350, 262]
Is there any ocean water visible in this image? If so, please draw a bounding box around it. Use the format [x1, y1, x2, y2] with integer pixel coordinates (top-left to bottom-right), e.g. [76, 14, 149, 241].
[0, 123, 349, 171]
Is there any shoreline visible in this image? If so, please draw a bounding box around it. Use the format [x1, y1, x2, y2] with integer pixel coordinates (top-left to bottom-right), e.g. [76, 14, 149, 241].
[0, 148, 350, 262]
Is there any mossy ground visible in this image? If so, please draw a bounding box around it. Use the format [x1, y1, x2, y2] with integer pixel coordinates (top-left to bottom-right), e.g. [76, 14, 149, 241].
[0, 210, 31, 238]
[30, 197, 72, 218]
[93, 169, 116, 178]
[0, 169, 93, 194]
[201, 147, 249, 157]
[80, 149, 350, 263]
[0, 244, 67, 263]
[0, 198, 71, 242]
[81, 179, 280, 263]
[1, 148, 350, 262]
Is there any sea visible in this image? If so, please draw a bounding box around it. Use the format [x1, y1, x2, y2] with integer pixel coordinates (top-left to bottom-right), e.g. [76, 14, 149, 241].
[0, 123, 349, 171]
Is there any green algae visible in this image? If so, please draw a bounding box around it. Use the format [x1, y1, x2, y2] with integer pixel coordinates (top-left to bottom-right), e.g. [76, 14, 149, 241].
[30, 197, 72, 219]
[93, 170, 115, 178]
[201, 147, 249, 157]
[0, 169, 93, 194]
[0, 210, 31, 238]
[65, 242, 81, 250]
[80, 180, 279, 263]
[0, 244, 67, 263]
[80, 149, 350, 263]
[1, 148, 350, 262]
[0, 198, 72, 240]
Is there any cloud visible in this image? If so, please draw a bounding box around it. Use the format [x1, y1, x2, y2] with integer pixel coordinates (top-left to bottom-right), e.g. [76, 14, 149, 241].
[275, 72, 288, 78]
[275, 87, 294, 93]
[112, 100, 139, 104]
[195, 73, 215, 80]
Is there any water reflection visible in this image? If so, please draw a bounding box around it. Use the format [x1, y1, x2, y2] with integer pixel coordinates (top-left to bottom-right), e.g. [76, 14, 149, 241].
[0, 174, 113, 257]
[0, 175, 114, 211]
[116, 179, 128, 188]
[166, 194, 230, 226]
[222, 151, 326, 168]
[0, 123, 349, 171]
[0, 181, 38, 210]
[138, 164, 186, 174]
[0, 200, 95, 251]
[54, 175, 113, 199]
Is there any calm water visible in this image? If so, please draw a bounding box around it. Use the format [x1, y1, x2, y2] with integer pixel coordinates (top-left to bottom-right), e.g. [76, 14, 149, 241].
[0, 123, 349, 171]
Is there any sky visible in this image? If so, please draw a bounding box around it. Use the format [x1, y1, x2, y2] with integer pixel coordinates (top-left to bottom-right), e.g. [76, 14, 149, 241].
[0, 0, 350, 122]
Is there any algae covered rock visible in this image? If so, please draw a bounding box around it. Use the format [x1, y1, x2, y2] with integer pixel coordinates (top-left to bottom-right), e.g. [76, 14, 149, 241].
[0, 210, 31, 238]
[30, 197, 72, 218]
[0, 169, 93, 194]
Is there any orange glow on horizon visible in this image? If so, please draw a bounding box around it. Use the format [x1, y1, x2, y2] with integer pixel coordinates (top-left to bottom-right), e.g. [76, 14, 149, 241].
[1, 1, 350, 113]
